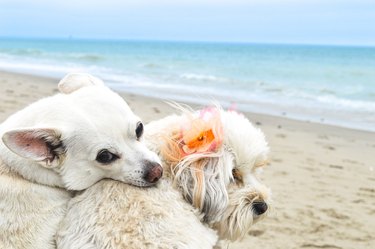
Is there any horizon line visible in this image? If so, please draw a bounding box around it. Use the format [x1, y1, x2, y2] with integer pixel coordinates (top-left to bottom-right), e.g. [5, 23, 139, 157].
[1, 35, 374, 48]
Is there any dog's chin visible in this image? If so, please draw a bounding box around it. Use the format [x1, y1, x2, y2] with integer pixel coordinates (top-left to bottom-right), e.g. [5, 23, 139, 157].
[213, 185, 269, 241]
[125, 179, 157, 188]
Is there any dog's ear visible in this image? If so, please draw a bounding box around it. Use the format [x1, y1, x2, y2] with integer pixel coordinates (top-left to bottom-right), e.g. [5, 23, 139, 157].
[2, 128, 65, 168]
[58, 73, 104, 94]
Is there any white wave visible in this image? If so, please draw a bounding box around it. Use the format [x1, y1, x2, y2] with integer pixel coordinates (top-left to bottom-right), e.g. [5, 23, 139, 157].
[0, 58, 115, 80]
[180, 73, 226, 82]
[316, 95, 375, 112]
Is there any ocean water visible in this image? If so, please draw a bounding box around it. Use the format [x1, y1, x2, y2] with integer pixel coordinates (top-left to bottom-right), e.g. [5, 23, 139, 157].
[0, 38, 374, 131]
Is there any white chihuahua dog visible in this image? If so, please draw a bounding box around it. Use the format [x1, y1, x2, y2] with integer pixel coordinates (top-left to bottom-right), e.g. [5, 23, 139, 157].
[0, 73, 161, 249]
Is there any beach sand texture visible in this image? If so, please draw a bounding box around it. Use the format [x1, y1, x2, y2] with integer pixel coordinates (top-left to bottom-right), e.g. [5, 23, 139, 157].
[0, 71, 374, 249]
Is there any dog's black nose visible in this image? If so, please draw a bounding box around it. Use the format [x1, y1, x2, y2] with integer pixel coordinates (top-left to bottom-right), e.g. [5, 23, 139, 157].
[253, 201, 268, 215]
[143, 162, 163, 184]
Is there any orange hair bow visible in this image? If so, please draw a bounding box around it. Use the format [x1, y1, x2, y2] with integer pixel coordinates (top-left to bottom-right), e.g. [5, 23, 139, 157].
[180, 107, 223, 156]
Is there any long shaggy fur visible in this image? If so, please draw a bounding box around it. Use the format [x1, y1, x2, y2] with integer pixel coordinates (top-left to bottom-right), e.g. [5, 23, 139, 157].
[57, 179, 218, 249]
[163, 146, 233, 222]
[146, 105, 272, 241]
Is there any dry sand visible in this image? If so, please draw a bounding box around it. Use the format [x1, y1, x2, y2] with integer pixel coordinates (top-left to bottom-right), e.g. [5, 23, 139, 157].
[0, 70, 374, 249]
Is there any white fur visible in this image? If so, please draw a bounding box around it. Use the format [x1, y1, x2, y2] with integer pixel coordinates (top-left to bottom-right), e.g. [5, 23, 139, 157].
[56, 179, 218, 249]
[0, 73, 160, 248]
[0, 162, 71, 249]
[145, 108, 272, 241]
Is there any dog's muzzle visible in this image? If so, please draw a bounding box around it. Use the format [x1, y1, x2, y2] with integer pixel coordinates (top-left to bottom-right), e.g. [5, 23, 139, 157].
[143, 161, 163, 184]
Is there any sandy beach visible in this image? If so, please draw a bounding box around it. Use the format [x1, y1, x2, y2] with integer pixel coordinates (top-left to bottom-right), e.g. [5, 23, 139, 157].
[0, 70, 374, 249]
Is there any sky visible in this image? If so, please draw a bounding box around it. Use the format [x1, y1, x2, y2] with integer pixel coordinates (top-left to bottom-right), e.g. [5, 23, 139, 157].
[0, 0, 374, 46]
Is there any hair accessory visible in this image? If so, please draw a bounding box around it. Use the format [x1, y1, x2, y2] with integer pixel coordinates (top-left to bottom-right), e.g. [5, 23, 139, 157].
[180, 107, 223, 156]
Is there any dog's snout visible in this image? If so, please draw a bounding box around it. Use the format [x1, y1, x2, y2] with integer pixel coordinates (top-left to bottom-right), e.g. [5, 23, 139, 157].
[143, 162, 163, 184]
[252, 201, 268, 215]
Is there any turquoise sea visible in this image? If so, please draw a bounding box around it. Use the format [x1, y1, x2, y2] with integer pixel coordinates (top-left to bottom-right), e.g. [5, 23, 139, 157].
[0, 38, 374, 131]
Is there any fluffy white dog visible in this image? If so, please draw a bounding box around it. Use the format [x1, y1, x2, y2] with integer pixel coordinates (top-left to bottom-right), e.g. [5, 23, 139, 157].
[0, 73, 162, 249]
[145, 106, 271, 240]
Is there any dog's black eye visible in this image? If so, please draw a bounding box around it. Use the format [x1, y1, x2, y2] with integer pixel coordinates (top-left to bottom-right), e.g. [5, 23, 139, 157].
[96, 149, 118, 164]
[135, 122, 144, 139]
[232, 168, 243, 183]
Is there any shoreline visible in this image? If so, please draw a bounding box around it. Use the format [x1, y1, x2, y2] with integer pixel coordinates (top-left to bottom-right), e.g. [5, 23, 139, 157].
[1, 70, 374, 248]
[1, 69, 374, 136]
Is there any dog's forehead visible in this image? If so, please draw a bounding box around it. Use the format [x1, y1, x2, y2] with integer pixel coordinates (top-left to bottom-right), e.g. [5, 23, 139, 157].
[71, 86, 136, 119]
[58, 86, 139, 136]
[220, 110, 269, 168]
[72, 86, 131, 111]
